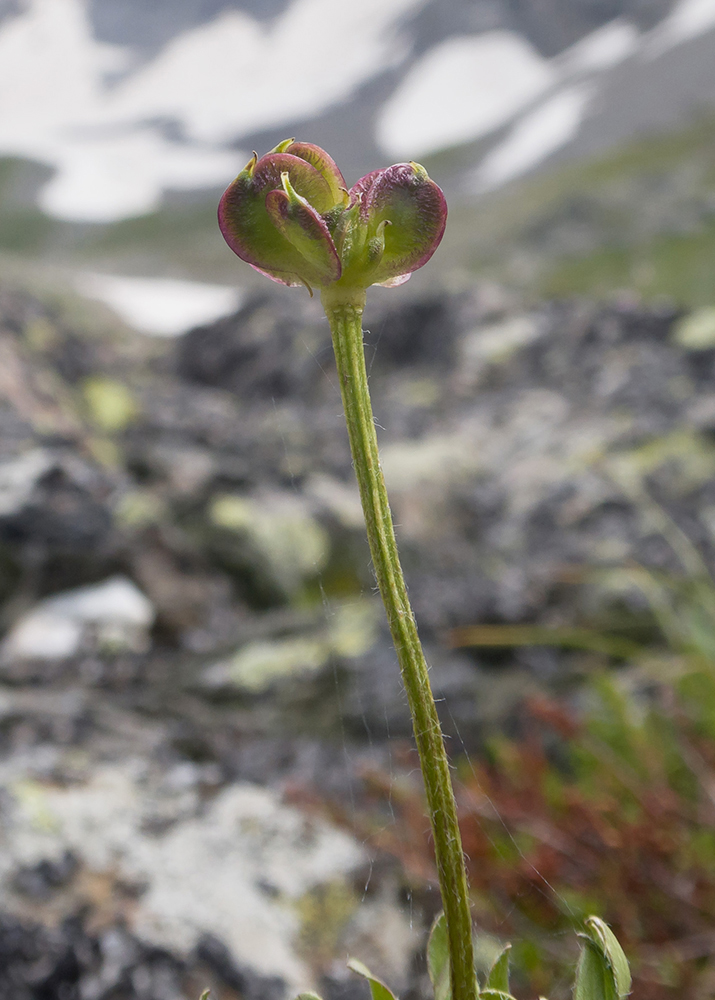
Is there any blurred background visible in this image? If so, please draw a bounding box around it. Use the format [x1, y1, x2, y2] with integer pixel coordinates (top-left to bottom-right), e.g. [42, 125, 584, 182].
[3, 1, 715, 998]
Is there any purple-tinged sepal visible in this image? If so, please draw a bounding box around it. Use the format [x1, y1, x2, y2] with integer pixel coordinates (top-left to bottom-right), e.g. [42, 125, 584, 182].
[355, 161, 447, 286]
[218, 144, 344, 289]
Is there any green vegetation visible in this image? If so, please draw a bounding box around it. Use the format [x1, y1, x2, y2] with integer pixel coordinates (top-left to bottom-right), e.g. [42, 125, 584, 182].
[542, 221, 715, 306]
[437, 114, 715, 308]
[363, 534, 715, 999]
[0, 157, 57, 254]
[82, 199, 235, 281]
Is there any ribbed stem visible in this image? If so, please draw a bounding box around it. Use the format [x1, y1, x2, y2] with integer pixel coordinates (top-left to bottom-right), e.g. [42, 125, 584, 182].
[322, 288, 476, 1000]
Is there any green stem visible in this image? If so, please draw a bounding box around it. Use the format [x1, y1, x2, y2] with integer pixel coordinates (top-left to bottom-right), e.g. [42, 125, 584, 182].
[322, 287, 476, 1000]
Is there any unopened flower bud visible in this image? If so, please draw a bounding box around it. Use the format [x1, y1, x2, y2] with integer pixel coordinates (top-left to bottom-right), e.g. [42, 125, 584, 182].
[218, 141, 446, 294]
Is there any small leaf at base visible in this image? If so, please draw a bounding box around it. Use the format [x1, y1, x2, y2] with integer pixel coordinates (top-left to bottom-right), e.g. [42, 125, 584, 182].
[574, 917, 631, 1000]
[485, 945, 511, 994]
[427, 912, 451, 1000]
[574, 940, 617, 1000]
[347, 958, 399, 1000]
[585, 918, 631, 999]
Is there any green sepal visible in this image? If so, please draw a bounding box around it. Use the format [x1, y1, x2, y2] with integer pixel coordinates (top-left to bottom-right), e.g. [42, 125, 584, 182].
[218, 149, 339, 288]
[283, 141, 348, 208]
[574, 918, 631, 1000]
[427, 912, 451, 1000]
[354, 161, 446, 286]
[485, 945, 511, 994]
[270, 137, 296, 153]
[347, 958, 400, 1000]
[367, 220, 391, 264]
[199, 992, 211, 1000]
[480, 991, 516, 1000]
[333, 198, 368, 274]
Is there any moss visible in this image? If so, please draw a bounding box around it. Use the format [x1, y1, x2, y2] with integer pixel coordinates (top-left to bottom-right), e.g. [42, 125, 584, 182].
[82, 377, 139, 432]
[673, 306, 715, 348]
[609, 430, 715, 491]
[294, 880, 359, 968]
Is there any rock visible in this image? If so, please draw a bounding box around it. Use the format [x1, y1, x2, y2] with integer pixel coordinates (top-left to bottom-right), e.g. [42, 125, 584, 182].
[207, 491, 331, 606]
[0, 914, 186, 1000]
[0, 768, 367, 997]
[11, 850, 78, 900]
[0, 450, 55, 518]
[201, 599, 380, 695]
[1, 576, 155, 662]
[673, 306, 715, 350]
[177, 294, 327, 403]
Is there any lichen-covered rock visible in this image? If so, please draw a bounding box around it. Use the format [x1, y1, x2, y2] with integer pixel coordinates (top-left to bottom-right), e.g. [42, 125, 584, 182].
[0, 765, 367, 997]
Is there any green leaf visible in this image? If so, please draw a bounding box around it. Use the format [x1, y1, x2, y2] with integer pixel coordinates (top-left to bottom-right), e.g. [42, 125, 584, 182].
[347, 959, 399, 1000]
[485, 945, 511, 994]
[587, 918, 631, 998]
[574, 918, 631, 1000]
[574, 940, 617, 1000]
[200, 992, 211, 1000]
[427, 912, 451, 1000]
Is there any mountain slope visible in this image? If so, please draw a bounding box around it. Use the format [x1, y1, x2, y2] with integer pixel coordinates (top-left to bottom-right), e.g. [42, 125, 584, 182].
[433, 112, 715, 306]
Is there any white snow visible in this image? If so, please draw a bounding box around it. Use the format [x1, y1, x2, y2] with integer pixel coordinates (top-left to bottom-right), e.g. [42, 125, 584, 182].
[557, 19, 640, 74]
[376, 31, 556, 159]
[473, 85, 594, 192]
[75, 273, 243, 336]
[644, 0, 715, 56]
[40, 130, 241, 222]
[104, 0, 423, 146]
[0, 0, 423, 221]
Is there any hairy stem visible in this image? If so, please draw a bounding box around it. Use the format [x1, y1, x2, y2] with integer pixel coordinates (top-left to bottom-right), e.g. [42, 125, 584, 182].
[322, 288, 476, 1000]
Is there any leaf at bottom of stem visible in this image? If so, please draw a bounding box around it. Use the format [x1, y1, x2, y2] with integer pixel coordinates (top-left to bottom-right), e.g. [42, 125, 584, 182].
[427, 912, 451, 1000]
[485, 945, 511, 994]
[348, 958, 399, 1000]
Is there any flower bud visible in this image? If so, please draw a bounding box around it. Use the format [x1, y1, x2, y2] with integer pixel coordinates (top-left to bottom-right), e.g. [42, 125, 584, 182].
[218, 141, 446, 294]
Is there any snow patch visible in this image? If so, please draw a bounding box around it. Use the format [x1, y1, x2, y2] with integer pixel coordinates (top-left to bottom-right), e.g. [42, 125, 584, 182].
[376, 31, 556, 159]
[75, 274, 243, 336]
[473, 85, 593, 192]
[557, 19, 640, 74]
[104, 0, 422, 146]
[0, 0, 422, 222]
[645, 0, 715, 56]
[40, 131, 241, 222]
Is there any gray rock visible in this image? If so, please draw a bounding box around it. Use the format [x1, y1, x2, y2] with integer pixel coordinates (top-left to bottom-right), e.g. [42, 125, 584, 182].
[1, 576, 155, 662]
